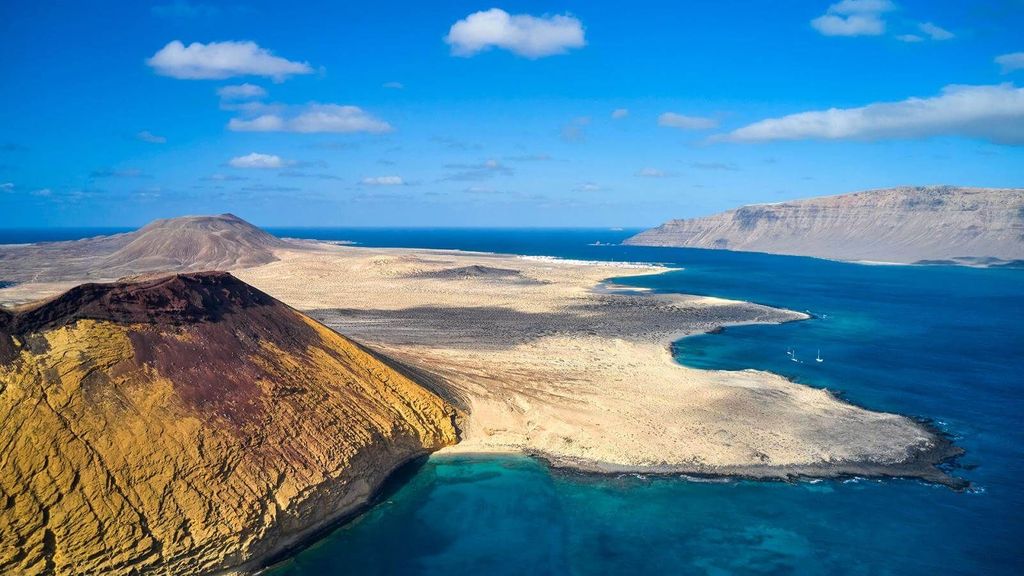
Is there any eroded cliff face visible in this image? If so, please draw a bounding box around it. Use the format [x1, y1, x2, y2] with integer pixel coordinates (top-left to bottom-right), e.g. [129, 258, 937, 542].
[625, 186, 1024, 264]
[0, 272, 459, 575]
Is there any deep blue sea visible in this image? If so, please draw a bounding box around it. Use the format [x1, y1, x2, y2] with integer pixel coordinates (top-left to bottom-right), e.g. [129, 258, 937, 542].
[6, 227, 1022, 574]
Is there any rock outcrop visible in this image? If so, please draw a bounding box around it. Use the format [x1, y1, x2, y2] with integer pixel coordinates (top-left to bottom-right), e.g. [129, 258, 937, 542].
[0, 214, 286, 285]
[625, 186, 1024, 264]
[0, 272, 459, 575]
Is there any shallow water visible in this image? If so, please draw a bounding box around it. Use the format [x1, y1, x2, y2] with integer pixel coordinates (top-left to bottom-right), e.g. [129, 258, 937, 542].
[261, 229, 1023, 575]
[10, 227, 1022, 574]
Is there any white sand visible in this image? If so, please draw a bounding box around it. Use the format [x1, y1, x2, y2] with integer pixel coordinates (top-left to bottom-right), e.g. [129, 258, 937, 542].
[233, 244, 945, 477]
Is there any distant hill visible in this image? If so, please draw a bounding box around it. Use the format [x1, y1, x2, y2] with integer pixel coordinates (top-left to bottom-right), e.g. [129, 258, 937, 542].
[0, 272, 458, 575]
[625, 186, 1024, 265]
[0, 213, 286, 284]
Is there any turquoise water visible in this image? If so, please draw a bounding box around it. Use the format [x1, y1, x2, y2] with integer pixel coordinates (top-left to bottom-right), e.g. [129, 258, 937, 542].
[261, 229, 1022, 575]
[6, 228, 1022, 574]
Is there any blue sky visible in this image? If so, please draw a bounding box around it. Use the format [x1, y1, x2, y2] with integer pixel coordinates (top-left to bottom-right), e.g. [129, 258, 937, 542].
[1, 0, 1023, 228]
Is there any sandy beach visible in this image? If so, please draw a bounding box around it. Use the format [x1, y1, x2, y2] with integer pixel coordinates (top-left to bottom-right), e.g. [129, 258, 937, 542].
[227, 242, 958, 483]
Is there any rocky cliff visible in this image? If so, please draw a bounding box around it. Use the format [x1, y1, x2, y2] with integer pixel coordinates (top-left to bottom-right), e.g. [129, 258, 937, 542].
[625, 186, 1024, 264]
[0, 272, 459, 575]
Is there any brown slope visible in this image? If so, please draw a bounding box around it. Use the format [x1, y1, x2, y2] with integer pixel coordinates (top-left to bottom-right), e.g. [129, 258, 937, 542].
[625, 186, 1024, 264]
[0, 214, 286, 285]
[0, 272, 459, 575]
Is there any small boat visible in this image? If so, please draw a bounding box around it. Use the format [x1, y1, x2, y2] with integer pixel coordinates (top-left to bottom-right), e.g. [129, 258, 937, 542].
[791, 350, 800, 363]
[816, 349, 824, 363]
[786, 348, 794, 357]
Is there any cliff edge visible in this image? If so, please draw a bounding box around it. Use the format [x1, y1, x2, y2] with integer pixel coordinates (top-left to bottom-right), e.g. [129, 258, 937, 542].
[625, 186, 1024, 265]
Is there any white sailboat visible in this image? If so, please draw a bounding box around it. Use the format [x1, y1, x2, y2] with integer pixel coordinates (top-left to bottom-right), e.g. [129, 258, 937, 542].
[816, 349, 824, 363]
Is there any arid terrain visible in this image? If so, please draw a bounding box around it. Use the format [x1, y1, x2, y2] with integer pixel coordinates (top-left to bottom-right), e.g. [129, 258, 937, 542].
[626, 186, 1024, 265]
[0, 213, 288, 287]
[0, 216, 965, 575]
[233, 243, 958, 483]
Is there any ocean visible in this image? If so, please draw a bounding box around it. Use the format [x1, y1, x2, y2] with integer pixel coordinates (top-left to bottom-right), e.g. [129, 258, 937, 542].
[6, 227, 1023, 574]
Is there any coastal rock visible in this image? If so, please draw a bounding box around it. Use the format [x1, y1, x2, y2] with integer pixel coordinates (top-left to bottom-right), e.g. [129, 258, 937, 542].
[0, 272, 459, 575]
[625, 186, 1024, 264]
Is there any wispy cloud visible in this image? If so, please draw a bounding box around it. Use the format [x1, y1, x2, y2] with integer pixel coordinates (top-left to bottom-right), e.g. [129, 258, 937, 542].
[918, 22, 954, 41]
[445, 8, 585, 58]
[715, 83, 1024, 145]
[658, 112, 718, 130]
[464, 185, 500, 194]
[811, 0, 894, 37]
[996, 52, 1024, 74]
[202, 173, 249, 181]
[136, 130, 167, 144]
[217, 83, 267, 99]
[574, 182, 602, 192]
[228, 152, 293, 169]
[0, 182, 14, 192]
[442, 159, 514, 181]
[279, 170, 344, 180]
[611, 108, 629, 120]
[89, 168, 149, 178]
[561, 116, 591, 142]
[360, 176, 405, 186]
[240, 183, 300, 193]
[636, 167, 673, 178]
[382, 81, 404, 89]
[431, 136, 481, 151]
[228, 103, 392, 133]
[690, 161, 739, 171]
[147, 40, 313, 81]
[505, 153, 552, 162]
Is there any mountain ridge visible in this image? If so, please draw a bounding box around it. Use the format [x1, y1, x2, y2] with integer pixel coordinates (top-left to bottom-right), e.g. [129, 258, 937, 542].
[625, 186, 1024, 264]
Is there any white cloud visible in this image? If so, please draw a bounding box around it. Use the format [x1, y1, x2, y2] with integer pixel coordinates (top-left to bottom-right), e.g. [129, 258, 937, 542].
[715, 83, 1024, 145]
[896, 34, 923, 43]
[636, 167, 671, 178]
[361, 176, 404, 186]
[217, 83, 267, 99]
[382, 81, 404, 89]
[658, 112, 718, 130]
[228, 103, 392, 133]
[561, 116, 590, 142]
[574, 182, 602, 192]
[445, 8, 585, 58]
[136, 130, 167, 143]
[918, 22, 954, 40]
[0, 182, 13, 192]
[996, 52, 1024, 74]
[611, 108, 629, 119]
[811, 0, 894, 37]
[228, 153, 292, 169]
[146, 40, 313, 81]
